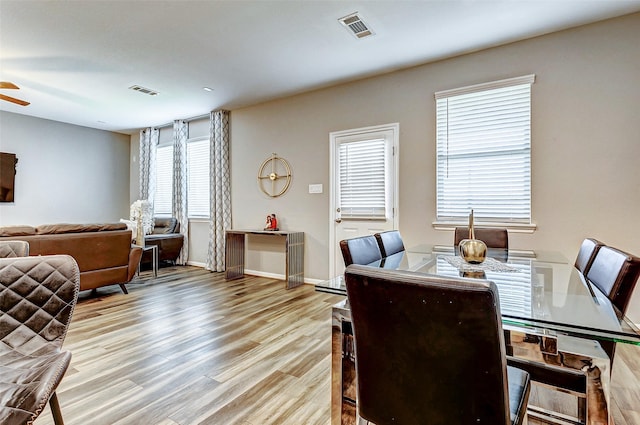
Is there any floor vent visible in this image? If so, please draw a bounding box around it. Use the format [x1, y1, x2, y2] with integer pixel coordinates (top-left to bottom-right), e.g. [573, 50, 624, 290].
[339, 12, 374, 39]
[129, 85, 159, 96]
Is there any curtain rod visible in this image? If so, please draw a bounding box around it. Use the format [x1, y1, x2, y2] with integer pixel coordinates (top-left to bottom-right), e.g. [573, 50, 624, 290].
[155, 112, 210, 129]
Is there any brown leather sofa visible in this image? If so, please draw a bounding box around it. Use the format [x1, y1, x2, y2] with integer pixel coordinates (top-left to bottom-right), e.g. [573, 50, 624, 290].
[141, 217, 184, 266]
[0, 222, 142, 293]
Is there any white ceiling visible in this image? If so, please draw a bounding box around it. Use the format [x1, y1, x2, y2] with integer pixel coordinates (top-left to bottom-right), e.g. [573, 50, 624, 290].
[1, 0, 639, 134]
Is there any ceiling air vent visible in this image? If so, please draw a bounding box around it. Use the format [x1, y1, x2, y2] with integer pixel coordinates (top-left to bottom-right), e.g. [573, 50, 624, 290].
[129, 85, 159, 96]
[339, 12, 374, 39]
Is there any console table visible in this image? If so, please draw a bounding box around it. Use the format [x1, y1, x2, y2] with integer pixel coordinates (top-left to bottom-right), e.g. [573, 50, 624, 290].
[225, 230, 304, 289]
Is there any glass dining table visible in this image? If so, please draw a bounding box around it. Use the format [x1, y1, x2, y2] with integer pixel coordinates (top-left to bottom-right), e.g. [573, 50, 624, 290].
[317, 245, 640, 425]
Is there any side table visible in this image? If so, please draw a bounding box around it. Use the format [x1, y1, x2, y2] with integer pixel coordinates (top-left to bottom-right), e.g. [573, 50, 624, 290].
[136, 244, 158, 278]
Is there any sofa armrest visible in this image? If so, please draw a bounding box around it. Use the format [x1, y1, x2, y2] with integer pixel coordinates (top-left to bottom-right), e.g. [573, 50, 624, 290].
[127, 246, 143, 282]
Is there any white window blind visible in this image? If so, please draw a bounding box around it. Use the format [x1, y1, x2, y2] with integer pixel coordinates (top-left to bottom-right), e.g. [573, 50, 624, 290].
[187, 138, 210, 218]
[339, 139, 386, 219]
[435, 75, 534, 223]
[155, 145, 173, 216]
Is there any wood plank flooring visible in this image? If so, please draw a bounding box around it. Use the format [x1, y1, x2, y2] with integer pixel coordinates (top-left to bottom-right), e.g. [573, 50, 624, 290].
[33, 266, 640, 425]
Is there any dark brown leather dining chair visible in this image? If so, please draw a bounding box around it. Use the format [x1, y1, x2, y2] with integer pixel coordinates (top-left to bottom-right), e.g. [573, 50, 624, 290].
[454, 226, 509, 249]
[0, 254, 80, 425]
[339, 235, 382, 266]
[586, 245, 640, 315]
[373, 230, 405, 257]
[574, 237, 604, 276]
[344, 264, 531, 425]
[509, 243, 640, 424]
[0, 240, 29, 257]
[586, 245, 640, 362]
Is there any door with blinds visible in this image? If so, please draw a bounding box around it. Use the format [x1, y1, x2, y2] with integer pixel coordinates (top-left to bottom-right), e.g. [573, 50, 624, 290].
[330, 123, 399, 277]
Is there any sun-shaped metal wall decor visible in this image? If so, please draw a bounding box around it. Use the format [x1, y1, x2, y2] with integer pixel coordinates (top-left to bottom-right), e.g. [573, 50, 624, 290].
[257, 153, 292, 197]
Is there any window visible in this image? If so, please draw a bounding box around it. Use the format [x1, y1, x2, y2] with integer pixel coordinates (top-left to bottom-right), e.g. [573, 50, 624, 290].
[154, 138, 210, 219]
[435, 75, 535, 225]
[155, 144, 173, 216]
[339, 138, 388, 219]
[186, 137, 210, 218]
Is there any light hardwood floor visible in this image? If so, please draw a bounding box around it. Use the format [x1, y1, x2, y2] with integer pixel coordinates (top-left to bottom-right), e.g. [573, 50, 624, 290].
[34, 266, 639, 425]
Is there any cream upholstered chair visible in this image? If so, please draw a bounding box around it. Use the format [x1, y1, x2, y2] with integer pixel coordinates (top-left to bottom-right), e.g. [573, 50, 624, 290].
[0, 254, 80, 425]
[0, 240, 29, 257]
[345, 264, 531, 425]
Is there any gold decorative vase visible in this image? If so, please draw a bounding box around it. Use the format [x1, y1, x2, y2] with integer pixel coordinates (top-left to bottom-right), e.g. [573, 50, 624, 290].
[459, 209, 487, 264]
[460, 270, 486, 279]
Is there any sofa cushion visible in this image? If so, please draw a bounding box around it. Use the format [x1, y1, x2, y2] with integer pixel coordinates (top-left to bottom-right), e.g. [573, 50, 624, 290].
[36, 223, 126, 235]
[0, 226, 36, 237]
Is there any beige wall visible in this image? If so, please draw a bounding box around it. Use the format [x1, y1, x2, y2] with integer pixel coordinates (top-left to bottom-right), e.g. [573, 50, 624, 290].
[0, 111, 131, 225]
[229, 13, 640, 320]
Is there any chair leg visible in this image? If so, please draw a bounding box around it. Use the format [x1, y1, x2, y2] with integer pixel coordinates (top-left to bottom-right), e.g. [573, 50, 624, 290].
[119, 283, 128, 294]
[49, 392, 65, 425]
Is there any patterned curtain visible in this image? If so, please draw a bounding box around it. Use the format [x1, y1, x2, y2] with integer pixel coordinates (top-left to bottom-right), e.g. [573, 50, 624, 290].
[206, 110, 231, 272]
[139, 127, 158, 204]
[172, 120, 189, 265]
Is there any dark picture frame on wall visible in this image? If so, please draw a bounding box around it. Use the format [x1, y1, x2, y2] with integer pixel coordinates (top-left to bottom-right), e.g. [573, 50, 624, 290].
[0, 152, 18, 203]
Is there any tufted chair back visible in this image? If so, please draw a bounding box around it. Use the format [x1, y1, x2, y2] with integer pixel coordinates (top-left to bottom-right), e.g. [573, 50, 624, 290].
[1, 255, 80, 354]
[0, 254, 80, 425]
[0, 240, 29, 258]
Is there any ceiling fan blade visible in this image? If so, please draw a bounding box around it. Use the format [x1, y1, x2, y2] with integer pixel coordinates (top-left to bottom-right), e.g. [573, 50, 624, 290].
[0, 82, 20, 90]
[0, 93, 30, 106]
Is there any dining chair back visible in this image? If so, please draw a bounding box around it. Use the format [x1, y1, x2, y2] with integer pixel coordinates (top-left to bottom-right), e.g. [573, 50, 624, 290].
[344, 264, 530, 425]
[0, 240, 29, 257]
[0, 254, 80, 425]
[574, 238, 604, 276]
[508, 239, 640, 423]
[339, 235, 382, 266]
[454, 226, 509, 249]
[586, 245, 640, 314]
[374, 230, 405, 257]
[586, 244, 640, 378]
[509, 244, 640, 424]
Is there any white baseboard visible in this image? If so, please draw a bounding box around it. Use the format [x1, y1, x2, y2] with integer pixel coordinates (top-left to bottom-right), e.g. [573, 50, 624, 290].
[244, 269, 323, 285]
[186, 261, 207, 268]
[180, 264, 325, 285]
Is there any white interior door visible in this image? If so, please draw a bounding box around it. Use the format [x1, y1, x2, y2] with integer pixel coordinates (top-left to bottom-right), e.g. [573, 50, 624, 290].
[329, 123, 399, 277]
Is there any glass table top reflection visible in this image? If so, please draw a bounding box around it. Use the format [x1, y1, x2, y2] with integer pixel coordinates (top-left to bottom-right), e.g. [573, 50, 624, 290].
[317, 245, 640, 345]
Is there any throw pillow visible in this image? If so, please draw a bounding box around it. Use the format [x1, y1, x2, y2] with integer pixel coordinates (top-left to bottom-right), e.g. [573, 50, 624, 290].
[119, 219, 137, 241]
